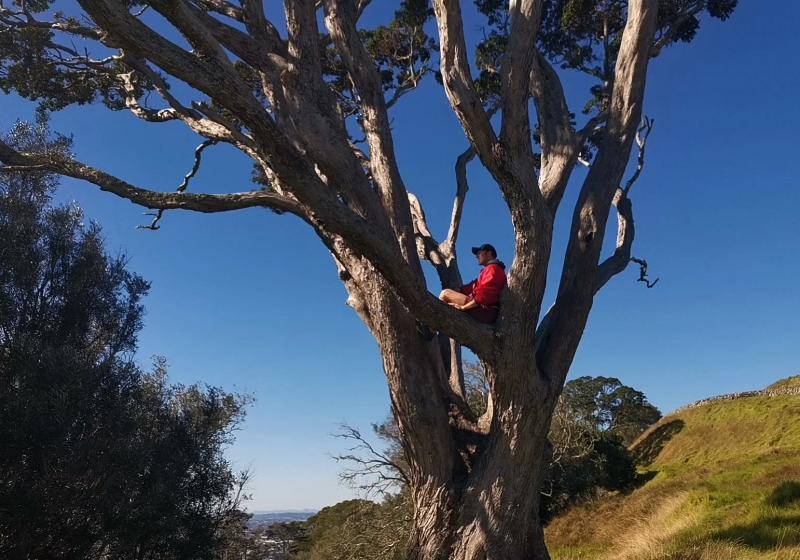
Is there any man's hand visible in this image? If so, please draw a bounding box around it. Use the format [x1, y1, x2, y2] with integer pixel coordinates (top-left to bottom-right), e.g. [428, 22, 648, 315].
[449, 300, 478, 312]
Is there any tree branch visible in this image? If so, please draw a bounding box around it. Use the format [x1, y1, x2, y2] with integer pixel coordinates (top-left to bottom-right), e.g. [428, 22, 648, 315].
[188, 4, 287, 71]
[623, 116, 654, 196]
[593, 116, 654, 290]
[117, 70, 181, 123]
[532, 52, 580, 214]
[443, 146, 475, 255]
[631, 257, 659, 288]
[408, 193, 446, 269]
[323, 0, 421, 270]
[499, 0, 542, 165]
[651, 1, 704, 58]
[331, 423, 411, 495]
[0, 140, 304, 217]
[536, 0, 659, 390]
[431, 0, 497, 160]
[195, 0, 244, 22]
[138, 139, 219, 230]
[593, 188, 634, 293]
[240, 0, 286, 58]
[118, 57, 263, 163]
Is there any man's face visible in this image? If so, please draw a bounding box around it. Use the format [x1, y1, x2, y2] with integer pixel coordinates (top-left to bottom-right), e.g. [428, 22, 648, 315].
[475, 250, 493, 266]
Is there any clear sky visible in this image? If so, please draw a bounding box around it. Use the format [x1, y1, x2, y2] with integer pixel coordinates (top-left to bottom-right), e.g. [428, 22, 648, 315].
[2, 2, 799, 511]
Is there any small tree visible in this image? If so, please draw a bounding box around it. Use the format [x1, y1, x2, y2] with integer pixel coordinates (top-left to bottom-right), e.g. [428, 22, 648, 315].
[560, 375, 662, 446]
[292, 497, 413, 560]
[541, 376, 658, 521]
[0, 1, 736, 557]
[0, 119, 251, 559]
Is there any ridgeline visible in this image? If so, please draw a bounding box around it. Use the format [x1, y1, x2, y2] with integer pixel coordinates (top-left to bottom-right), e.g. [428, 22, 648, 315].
[546, 376, 800, 560]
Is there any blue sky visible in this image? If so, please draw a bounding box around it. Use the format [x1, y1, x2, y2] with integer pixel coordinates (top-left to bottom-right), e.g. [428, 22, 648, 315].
[2, 2, 799, 511]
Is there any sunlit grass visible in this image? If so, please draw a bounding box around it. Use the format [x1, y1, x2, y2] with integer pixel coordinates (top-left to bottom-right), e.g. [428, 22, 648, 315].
[546, 386, 800, 560]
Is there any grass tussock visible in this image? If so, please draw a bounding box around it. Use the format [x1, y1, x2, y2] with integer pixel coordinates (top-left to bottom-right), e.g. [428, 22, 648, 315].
[546, 380, 800, 560]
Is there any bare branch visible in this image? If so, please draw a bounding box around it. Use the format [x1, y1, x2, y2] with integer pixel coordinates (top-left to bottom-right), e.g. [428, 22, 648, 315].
[195, 0, 244, 22]
[499, 0, 542, 165]
[593, 188, 634, 293]
[138, 139, 219, 230]
[323, 0, 421, 269]
[119, 57, 262, 160]
[431, 0, 497, 159]
[443, 146, 475, 254]
[331, 423, 409, 497]
[148, 0, 239, 69]
[188, 5, 287, 70]
[623, 116, 654, 195]
[131, 5, 149, 17]
[408, 193, 445, 268]
[631, 256, 659, 288]
[178, 139, 218, 193]
[118, 71, 181, 123]
[442, 106, 499, 258]
[593, 116, 654, 290]
[0, 139, 304, 218]
[532, 51, 580, 213]
[240, 0, 286, 57]
[536, 0, 659, 388]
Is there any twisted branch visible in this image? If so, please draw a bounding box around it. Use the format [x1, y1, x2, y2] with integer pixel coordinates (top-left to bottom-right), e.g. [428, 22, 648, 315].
[139, 139, 219, 230]
[631, 257, 659, 288]
[623, 116, 654, 195]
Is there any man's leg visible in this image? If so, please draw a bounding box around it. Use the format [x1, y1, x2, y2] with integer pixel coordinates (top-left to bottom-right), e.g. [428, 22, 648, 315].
[439, 289, 469, 306]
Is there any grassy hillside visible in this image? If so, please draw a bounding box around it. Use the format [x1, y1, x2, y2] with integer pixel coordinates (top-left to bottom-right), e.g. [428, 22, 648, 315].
[545, 380, 800, 560]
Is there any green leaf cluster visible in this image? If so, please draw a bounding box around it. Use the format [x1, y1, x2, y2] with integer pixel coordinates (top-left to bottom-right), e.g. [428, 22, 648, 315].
[0, 120, 252, 560]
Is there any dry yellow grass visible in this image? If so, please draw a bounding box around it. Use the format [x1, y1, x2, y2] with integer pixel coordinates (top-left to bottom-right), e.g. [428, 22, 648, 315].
[610, 493, 698, 560]
[545, 378, 800, 560]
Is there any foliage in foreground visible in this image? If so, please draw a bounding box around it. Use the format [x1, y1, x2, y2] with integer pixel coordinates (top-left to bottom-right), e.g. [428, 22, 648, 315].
[290, 494, 412, 560]
[0, 119, 251, 559]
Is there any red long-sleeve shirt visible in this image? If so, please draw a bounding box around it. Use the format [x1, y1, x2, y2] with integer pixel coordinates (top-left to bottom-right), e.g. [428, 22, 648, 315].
[461, 262, 507, 307]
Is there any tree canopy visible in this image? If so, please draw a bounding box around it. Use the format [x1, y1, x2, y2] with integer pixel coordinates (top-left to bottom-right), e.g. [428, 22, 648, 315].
[0, 117, 251, 560]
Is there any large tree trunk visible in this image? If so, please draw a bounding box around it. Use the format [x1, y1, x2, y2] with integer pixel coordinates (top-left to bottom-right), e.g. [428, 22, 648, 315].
[404, 355, 554, 560]
[358, 280, 557, 559]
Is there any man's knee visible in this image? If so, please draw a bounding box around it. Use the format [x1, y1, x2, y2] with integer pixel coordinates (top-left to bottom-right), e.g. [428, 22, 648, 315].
[439, 289, 450, 301]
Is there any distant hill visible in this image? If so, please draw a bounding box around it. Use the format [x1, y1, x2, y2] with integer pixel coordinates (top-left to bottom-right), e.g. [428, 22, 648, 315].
[248, 510, 316, 528]
[545, 376, 800, 560]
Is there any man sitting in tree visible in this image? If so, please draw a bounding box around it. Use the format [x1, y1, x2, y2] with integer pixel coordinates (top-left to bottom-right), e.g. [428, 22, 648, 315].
[439, 243, 507, 324]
